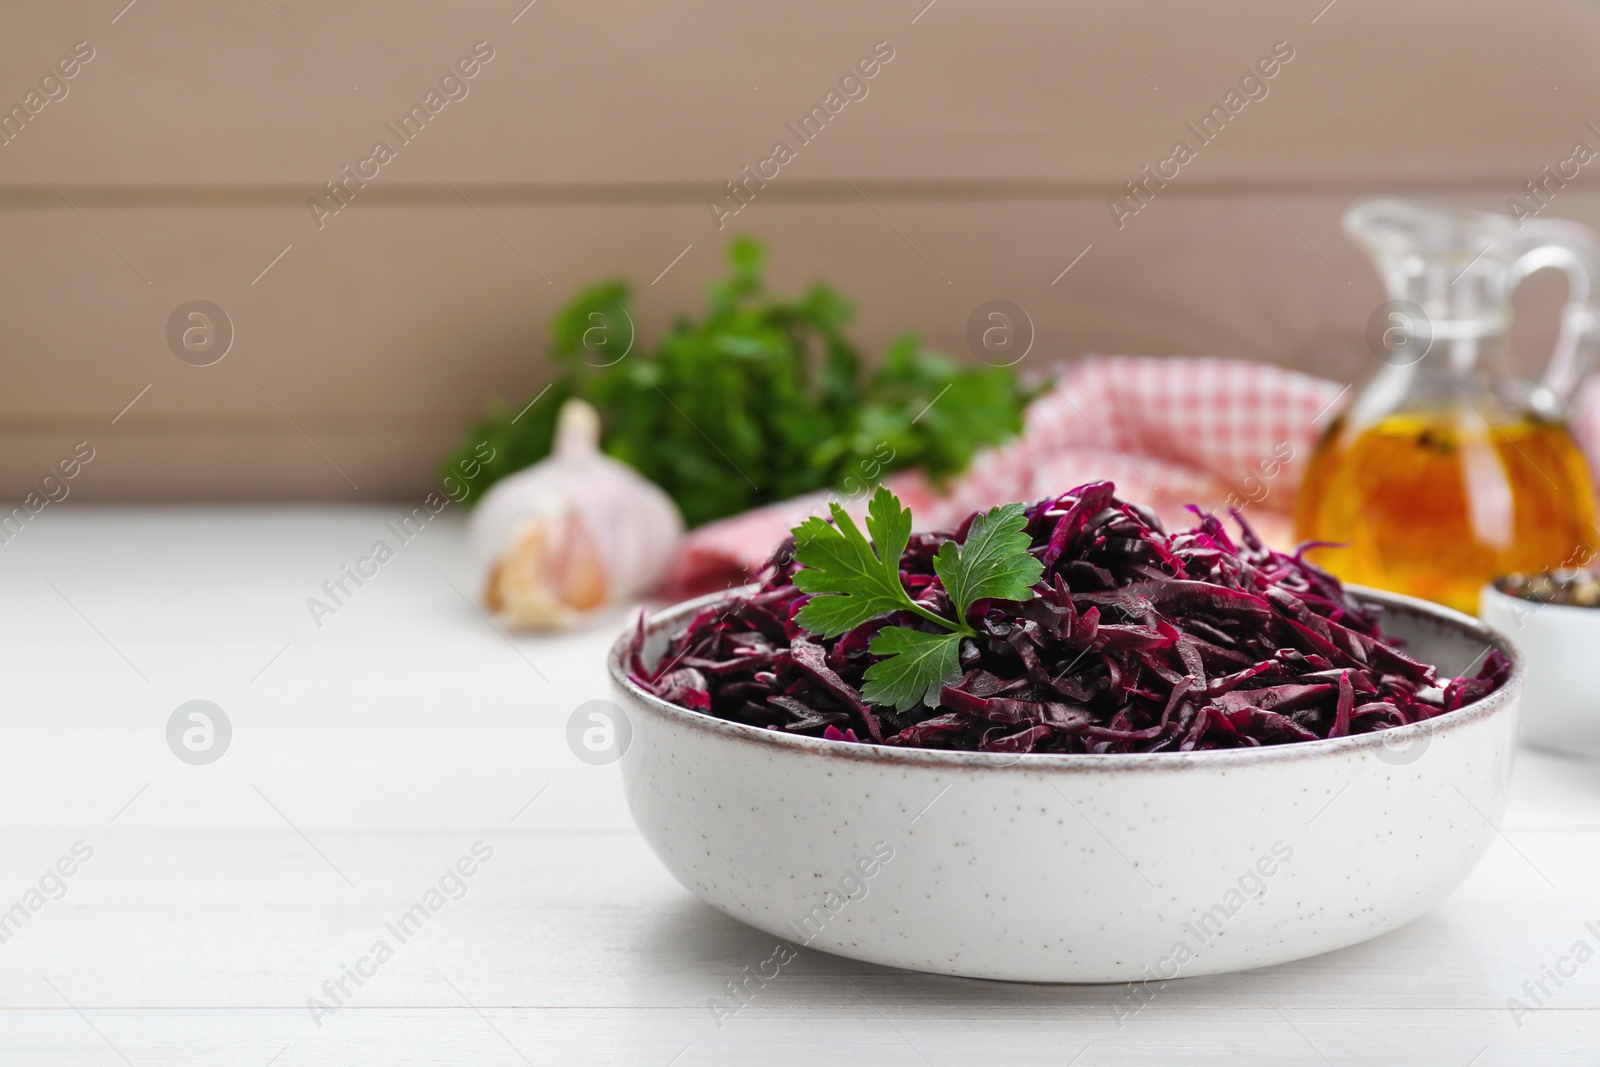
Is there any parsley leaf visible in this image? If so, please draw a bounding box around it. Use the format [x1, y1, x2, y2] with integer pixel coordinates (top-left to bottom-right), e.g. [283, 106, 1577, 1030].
[793, 486, 923, 636]
[790, 486, 1044, 711]
[861, 628, 962, 712]
[934, 502, 1044, 617]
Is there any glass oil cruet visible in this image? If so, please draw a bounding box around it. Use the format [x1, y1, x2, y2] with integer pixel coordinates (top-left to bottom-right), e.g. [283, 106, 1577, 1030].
[1295, 198, 1600, 615]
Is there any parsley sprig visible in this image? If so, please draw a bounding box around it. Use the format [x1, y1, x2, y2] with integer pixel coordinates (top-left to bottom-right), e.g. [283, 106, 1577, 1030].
[442, 238, 1029, 526]
[792, 486, 1043, 712]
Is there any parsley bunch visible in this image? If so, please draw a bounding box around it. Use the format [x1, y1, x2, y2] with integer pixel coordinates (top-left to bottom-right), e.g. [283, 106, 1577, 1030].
[442, 238, 1029, 527]
[792, 486, 1044, 711]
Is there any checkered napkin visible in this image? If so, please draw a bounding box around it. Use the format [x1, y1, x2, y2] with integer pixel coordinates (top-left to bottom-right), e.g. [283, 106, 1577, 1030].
[657, 356, 1600, 598]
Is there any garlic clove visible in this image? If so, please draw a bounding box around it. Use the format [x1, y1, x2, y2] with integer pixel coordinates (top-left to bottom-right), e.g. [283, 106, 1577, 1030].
[469, 397, 685, 628]
[484, 511, 608, 626]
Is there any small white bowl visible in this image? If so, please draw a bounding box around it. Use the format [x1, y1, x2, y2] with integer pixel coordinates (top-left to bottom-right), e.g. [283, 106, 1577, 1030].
[1480, 581, 1600, 756]
[610, 587, 1523, 982]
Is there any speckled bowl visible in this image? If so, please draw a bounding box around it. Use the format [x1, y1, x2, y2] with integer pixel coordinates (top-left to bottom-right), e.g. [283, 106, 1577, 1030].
[609, 586, 1523, 983]
[1480, 581, 1600, 756]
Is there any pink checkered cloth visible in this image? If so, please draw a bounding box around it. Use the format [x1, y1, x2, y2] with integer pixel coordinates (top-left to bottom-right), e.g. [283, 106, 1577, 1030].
[658, 356, 1600, 599]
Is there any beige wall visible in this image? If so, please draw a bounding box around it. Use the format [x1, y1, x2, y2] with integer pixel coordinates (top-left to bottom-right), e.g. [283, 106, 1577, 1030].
[5, 0, 1600, 499]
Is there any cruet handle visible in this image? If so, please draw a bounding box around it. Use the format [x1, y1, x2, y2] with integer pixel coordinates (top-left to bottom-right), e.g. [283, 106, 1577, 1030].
[1509, 218, 1600, 410]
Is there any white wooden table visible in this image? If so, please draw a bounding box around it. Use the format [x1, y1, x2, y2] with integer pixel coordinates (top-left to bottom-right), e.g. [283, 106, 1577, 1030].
[0, 507, 1595, 1065]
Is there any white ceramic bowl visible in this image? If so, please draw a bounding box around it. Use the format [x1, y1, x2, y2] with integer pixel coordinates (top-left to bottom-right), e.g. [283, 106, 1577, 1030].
[610, 586, 1523, 983]
[1480, 582, 1600, 755]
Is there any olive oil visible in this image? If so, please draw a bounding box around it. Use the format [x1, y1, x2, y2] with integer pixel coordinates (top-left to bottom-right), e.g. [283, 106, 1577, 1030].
[1294, 412, 1598, 615]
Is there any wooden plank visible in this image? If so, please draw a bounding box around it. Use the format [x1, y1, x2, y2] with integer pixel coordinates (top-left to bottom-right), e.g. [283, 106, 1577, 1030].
[2, 1006, 1595, 1066]
[0, 187, 1586, 499]
[0, 429, 460, 501]
[0, 0, 1596, 184]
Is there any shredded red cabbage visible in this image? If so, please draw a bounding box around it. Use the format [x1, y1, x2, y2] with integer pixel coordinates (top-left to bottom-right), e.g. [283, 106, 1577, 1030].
[630, 482, 1513, 753]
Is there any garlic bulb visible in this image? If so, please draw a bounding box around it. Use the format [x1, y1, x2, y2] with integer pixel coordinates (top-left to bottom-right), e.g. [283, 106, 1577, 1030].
[469, 398, 684, 628]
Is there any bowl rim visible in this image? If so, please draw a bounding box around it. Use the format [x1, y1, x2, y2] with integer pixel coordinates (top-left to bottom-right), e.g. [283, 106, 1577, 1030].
[1480, 580, 1600, 619]
[608, 583, 1525, 772]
